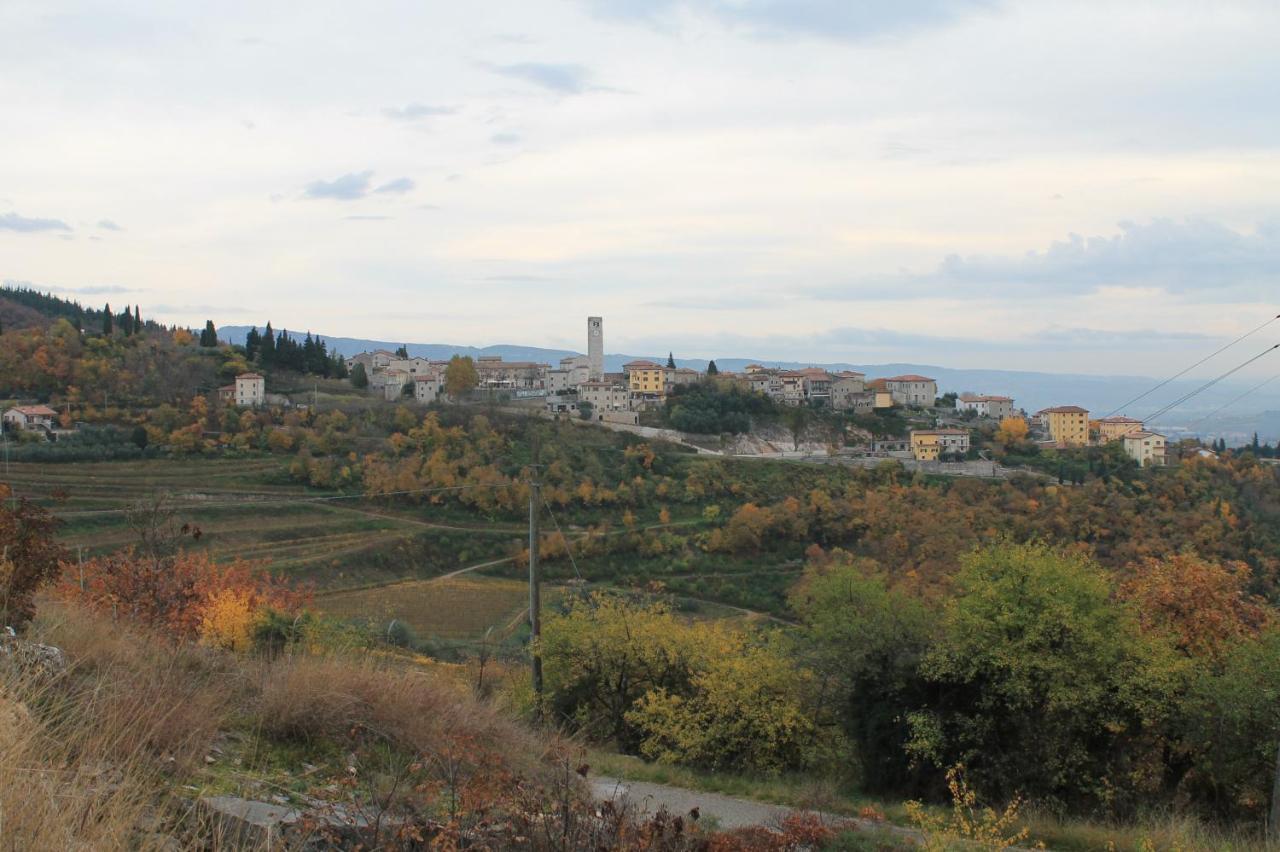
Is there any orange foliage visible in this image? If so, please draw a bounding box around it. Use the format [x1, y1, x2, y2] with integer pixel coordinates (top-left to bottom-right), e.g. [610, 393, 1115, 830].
[59, 550, 308, 640]
[1119, 554, 1270, 659]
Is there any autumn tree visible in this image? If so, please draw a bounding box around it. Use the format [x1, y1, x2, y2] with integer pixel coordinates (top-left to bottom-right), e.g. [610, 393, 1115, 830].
[0, 493, 67, 630]
[444, 355, 479, 400]
[994, 416, 1029, 447]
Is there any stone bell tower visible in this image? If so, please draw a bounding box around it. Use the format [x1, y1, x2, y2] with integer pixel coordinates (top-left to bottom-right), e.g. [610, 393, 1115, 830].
[587, 316, 603, 381]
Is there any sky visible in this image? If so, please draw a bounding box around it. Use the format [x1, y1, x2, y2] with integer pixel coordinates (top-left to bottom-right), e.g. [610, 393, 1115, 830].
[2, 0, 1280, 376]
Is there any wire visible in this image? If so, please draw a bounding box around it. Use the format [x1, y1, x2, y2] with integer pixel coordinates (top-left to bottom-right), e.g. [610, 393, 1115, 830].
[1101, 313, 1280, 419]
[1146, 344, 1280, 425]
[1182, 373, 1280, 433]
[541, 501, 583, 580]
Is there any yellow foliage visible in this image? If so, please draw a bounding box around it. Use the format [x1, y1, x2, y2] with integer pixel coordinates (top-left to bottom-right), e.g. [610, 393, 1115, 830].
[198, 588, 258, 652]
[906, 765, 1036, 851]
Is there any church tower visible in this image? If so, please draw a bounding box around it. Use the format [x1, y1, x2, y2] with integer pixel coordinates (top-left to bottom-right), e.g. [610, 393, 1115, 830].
[587, 316, 603, 380]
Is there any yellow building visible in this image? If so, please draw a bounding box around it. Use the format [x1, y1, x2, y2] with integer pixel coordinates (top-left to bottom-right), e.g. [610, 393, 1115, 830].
[866, 378, 896, 409]
[911, 431, 941, 461]
[1041, 405, 1090, 447]
[1095, 415, 1144, 442]
[623, 360, 671, 395]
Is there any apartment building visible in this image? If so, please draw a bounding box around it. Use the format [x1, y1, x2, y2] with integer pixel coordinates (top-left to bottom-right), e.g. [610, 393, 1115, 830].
[883, 375, 938, 407]
[1040, 405, 1091, 447]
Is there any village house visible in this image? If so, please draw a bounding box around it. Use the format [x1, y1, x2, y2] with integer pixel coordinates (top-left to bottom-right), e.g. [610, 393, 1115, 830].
[883, 375, 938, 407]
[234, 373, 266, 407]
[1122, 430, 1167, 466]
[474, 356, 549, 390]
[624, 360, 671, 397]
[1040, 405, 1091, 447]
[577, 380, 633, 414]
[1096, 415, 1145, 442]
[671, 367, 701, 387]
[910, 428, 971, 461]
[865, 378, 896, 410]
[413, 375, 444, 404]
[2, 404, 59, 434]
[378, 369, 411, 401]
[956, 394, 1015, 419]
[831, 371, 869, 411]
[387, 357, 435, 377]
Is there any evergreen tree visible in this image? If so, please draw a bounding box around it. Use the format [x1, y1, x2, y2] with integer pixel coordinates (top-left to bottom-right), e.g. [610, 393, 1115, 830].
[1251, 432, 1260, 453]
[245, 326, 261, 359]
[350, 362, 369, 389]
[395, 345, 409, 359]
[120, 306, 134, 336]
[706, 359, 719, 375]
[102, 303, 114, 335]
[667, 352, 676, 369]
[334, 354, 349, 379]
[260, 322, 276, 364]
[200, 320, 218, 347]
[134, 305, 142, 331]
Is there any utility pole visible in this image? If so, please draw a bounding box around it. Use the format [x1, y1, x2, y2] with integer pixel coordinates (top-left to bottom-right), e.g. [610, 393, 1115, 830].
[527, 426, 543, 713]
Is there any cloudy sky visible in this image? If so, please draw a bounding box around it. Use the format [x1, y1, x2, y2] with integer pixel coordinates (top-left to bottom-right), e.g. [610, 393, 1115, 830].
[3, 0, 1279, 375]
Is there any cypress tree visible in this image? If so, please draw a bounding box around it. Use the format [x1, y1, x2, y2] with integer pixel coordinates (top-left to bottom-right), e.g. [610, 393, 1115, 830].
[667, 352, 676, 369]
[245, 327, 260, 359]
[102, 303, 114, 335]
[707, 359, 719, 375]
[260, 322, 276, 363]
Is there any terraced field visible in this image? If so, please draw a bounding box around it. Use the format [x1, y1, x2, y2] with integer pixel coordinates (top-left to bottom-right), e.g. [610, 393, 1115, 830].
[314, 574, 553, 640]
[3, 458, 521, 589]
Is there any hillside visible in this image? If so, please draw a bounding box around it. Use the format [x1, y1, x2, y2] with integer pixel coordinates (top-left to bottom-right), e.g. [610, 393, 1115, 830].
[217, 325, 1280, 437]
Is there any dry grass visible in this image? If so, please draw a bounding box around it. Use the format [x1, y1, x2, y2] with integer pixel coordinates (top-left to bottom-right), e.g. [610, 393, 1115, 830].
[1, 604, 238, 850]
[315, 574, 543, 639]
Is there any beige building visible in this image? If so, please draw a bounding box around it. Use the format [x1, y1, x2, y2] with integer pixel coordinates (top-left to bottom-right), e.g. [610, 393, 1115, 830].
[234, 373, 266, 407]
[413, 375, 443, 404]
[671, 367, 701, 387]
[387, 357, 435, 378]
[957, 394, 1015, 419]
[577, 380, 633, 414]
[866, 379, 896, 409]
[474, 356, 549, 390]
[910, 429, 971, 461]
[1122, 430, 1167, 466]
[1096, 415, 1144, 442]
[883, 375, 938, 407]
[1040, 405, 1090, 447]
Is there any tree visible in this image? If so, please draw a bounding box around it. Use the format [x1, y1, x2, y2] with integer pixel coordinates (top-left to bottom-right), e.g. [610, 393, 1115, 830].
[102, 302, 113, 335]
[444, 355, 478, 399]
[994, 416, 1029, 447]
[0, 495, 68, 630]
[199, 320, 218, 347]
[790, 550, 934, 792]
[259, 321, 276, 364]
[578, 400, 594, 421]
[666, 352, 676, 369]
[350, 361, 369, 389]
[908, 541, 1169, 809]
[245, 326, 261, 360]
[395, 345, 409, 359]
[706, 359, 718, 376]
[134, 305, 142, 331]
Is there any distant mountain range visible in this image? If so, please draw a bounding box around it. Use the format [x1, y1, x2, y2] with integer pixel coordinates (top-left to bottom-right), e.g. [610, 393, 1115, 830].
[218, 326, 1280, 441]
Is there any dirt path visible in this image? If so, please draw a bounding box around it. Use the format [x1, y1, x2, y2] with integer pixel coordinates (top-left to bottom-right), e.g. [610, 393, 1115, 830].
[591, 776, 917, 840]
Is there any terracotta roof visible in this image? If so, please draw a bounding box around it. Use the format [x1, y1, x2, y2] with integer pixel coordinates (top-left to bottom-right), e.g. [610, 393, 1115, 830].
[884, 374, 935, 383]
[866, 378, 889, 391]
[9, 405, 58, 417]
[623, 360, 663, 369]
[1124, 430, 1165, 440]
[1040, 405, 1089, 414]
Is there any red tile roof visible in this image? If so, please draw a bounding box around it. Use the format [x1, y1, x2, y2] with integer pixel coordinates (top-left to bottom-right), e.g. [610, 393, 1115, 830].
[884, 374, 935, 383]
[1041, 405, 1089, 414]
[623, 360, 663, 369]
[9, 405, 57, 417]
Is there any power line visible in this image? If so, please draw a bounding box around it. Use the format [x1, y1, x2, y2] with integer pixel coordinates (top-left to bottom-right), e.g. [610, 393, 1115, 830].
[542, 500, 583, 581]
[1182, 373, 1280, 433]
[1102, 313, 1280, 419]
[1147, 344, 1280, 425]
